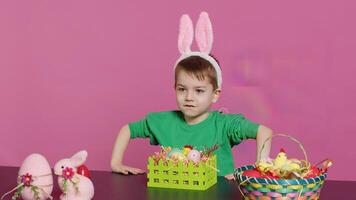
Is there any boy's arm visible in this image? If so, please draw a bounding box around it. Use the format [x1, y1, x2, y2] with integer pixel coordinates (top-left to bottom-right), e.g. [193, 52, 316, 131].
[256, 125, 273, 162]
[111, 124, 145, 175]
[225, 124, 273, 181]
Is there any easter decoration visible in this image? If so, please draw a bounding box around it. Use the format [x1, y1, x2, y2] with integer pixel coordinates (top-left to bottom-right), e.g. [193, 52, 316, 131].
[76, 165, 91, 179]
[54, 150, 94, 200]
[235, 134, 333, 200]
[1, 154, 53, 200]
[147, 144, 219, 190]
[175, 11, 222, 90]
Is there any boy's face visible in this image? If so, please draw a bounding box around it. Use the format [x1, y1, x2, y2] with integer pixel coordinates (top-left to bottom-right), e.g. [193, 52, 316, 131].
[175, 70, 220, 122]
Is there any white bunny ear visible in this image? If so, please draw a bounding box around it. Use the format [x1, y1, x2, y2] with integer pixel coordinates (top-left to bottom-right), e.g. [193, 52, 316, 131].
[70, 150, 88, 167]
[178, 14, 194, 54]
[195, 11, 213, 54]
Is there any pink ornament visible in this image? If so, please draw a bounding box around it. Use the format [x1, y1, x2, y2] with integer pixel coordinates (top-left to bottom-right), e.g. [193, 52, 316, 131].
[54, 150, 94, 200]
[18, 153, 53, 200]
[187, 150, 201, 163]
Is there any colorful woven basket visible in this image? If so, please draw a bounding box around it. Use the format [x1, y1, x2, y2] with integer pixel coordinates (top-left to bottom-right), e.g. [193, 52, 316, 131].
[234, 134, 328, 200]
[147, 155, 217, 190]
[235, 165, 327, 200]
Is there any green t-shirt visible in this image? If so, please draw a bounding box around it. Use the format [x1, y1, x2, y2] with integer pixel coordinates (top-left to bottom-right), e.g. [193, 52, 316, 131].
[129, 110, 259, 176]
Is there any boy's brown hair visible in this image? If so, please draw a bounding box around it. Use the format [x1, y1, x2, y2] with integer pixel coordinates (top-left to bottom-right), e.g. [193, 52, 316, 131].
[175, 55, 219, 90]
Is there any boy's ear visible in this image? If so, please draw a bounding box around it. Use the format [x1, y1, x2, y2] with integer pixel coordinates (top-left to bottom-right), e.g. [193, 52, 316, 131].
[212, 89, 221, 103]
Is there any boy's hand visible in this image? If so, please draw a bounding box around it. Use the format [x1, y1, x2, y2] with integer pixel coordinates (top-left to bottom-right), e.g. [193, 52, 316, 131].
[111, 125, 145, 175]
[224, 173, 236, 181]
[112, 164, 145, 175]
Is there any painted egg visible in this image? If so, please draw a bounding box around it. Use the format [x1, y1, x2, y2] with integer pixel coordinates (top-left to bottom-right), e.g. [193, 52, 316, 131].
[171, 152, 186, 161]
[305, 166, 321, 178]
[187, 150, 201, 163]
[168, 148, 186, 160]
[167, 148, 183, 157]
[242, 169, 262, 178]
[77, 164, 91, 179]
[18, 153, 53, 200]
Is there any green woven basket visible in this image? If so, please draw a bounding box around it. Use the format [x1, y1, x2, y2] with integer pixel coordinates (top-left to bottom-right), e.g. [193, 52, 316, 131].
[147, 155, 217, 190]
[234, 134, 328, 200]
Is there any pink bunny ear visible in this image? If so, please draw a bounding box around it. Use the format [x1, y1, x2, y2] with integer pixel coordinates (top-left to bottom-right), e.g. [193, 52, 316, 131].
[70, 150, 88, 167]
[178, 14, 194, 54]
[195, 11, 213, 54]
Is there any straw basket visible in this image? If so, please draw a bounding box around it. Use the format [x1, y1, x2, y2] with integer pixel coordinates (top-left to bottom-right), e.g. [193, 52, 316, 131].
[234, 134, 328, 200]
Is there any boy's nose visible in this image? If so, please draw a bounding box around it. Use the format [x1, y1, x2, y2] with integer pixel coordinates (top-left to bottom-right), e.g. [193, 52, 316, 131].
[185, 91, 194, 101]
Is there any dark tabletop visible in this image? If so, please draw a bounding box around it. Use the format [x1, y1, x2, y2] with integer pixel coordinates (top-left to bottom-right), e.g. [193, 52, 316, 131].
[0, 166, 354, 200]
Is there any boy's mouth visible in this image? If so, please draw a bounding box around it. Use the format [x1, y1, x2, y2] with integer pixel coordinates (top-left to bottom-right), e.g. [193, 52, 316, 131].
[184, 104, 195, 108]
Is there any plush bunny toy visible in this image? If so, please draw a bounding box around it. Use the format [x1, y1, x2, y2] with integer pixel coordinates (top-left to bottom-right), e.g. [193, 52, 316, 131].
[54, 150, 94, 200]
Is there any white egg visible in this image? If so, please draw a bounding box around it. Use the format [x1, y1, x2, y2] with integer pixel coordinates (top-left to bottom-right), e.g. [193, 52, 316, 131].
[18, 153, 53, 200]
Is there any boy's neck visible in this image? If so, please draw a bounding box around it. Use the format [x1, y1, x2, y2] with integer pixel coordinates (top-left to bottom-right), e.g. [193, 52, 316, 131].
[183, 112, 209, 125]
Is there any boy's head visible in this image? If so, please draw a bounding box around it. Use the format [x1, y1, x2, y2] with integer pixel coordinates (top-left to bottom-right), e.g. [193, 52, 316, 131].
[174, 56, 221, 122]
[175, 55, 218, 90]
[173, 12, 222, 123]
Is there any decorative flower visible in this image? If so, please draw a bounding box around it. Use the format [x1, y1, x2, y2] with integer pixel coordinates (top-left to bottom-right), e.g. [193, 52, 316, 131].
[62, 167, 75, 180]
[21, 173, 33, 186]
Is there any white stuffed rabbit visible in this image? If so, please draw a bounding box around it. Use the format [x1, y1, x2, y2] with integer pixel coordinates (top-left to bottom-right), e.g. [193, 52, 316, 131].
[54, 150, 94, 200]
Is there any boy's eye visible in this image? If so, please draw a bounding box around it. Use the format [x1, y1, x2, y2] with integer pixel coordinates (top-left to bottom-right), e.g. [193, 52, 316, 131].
[177, 87, 185, 92]
[196, 89, 205, 94]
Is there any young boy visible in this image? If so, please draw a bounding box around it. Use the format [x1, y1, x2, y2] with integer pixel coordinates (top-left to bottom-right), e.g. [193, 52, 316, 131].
[111, 12, 272, 180]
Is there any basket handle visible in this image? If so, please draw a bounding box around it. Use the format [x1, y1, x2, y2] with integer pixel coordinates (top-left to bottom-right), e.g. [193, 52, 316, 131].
[259, 134, 308, 163]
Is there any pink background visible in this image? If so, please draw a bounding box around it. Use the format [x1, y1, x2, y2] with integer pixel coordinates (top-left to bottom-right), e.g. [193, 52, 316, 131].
[1, 1, 355, 181]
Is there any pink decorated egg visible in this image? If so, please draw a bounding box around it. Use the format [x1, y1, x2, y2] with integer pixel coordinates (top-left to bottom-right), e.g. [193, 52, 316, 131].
[18, 153, 53, 200]
[187, 150, 201, 163]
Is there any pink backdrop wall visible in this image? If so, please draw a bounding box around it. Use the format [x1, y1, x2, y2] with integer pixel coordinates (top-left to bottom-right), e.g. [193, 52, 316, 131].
[1, 1, 355, 181]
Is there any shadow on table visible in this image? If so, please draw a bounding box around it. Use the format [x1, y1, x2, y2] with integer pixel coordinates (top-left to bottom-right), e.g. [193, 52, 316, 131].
[146, 177, 242, 200]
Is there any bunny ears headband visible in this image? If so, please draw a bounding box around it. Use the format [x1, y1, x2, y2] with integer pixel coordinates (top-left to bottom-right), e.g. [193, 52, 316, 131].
[175, 11, 222, 89]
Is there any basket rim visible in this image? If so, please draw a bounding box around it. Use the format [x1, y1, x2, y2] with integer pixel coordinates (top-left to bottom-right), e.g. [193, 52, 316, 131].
[234, 165, 327, 185]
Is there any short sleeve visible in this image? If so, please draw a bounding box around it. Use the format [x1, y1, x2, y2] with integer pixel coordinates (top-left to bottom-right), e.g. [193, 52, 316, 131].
[224, 114, 260, 146]
[128, 115, 159, 145]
